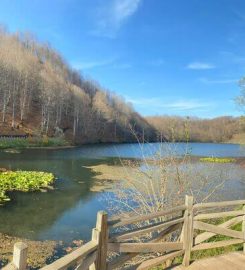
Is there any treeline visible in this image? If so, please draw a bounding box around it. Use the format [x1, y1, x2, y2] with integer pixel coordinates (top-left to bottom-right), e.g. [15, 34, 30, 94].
[0, 28, 155, 143]
[147, 116, 245, 143]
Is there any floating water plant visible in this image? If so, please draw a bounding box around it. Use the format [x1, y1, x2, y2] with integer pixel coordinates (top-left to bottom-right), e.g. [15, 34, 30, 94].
[0, 171, 55, 204]
[200, 157, 235, 163]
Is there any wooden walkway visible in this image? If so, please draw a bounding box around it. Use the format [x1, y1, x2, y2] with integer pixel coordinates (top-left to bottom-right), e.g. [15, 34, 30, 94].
[4, 197, 245, 270]
[173, 252, 245, 270]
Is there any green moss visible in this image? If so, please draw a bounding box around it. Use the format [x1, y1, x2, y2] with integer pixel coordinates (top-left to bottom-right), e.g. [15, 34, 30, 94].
[0, 171, 55, 204]
[200, 157, 235, 163]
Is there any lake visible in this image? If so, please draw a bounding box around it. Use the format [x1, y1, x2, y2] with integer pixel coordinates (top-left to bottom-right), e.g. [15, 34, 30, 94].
[0, 142, 244, 243]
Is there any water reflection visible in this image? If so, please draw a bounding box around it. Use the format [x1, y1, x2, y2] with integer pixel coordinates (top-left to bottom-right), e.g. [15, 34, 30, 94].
[0, 142, 244, 242]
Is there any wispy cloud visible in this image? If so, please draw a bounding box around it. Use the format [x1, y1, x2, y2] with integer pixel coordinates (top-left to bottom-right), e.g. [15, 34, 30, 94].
[186, 62, 215, 70]
[112, 63, 132, 69]
[127, 97, 214, 111]
[72, 59, 132, 70]
[72, 59, 115, 70]
[199, 77, 238, 84]
[164, 100, 213, 110]
[92, 0, 142, 38]
[219, 51, 245, 64]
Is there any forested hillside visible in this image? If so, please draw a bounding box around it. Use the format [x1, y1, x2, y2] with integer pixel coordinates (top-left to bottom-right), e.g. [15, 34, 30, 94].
[0, 28, 155, 143]
[0, 28, 243, 145]
[147, 116, 245, 143]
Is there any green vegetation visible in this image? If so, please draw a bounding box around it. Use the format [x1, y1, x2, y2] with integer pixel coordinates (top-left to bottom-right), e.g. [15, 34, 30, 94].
[0, 137, 69, 150]
[152, 216, 242, 269]
[0, 170, 55, 204]
[191, 221, 242, 261]
[200, 157, 235, 163]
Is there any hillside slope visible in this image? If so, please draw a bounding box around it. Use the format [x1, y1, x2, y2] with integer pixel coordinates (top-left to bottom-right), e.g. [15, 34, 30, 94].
[0, 29, 156, 144]
[147, 115, 244, 143]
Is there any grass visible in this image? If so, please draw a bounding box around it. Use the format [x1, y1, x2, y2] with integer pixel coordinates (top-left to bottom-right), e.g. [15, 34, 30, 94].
[0, 136, 69, 150]
[151, 215, 243, 269]
[200, 157, 236, 163]
[0, 170, 55, 204]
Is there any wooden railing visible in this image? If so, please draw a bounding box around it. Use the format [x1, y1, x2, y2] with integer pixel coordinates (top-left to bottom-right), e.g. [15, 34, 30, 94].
[3, 196, 245, 270]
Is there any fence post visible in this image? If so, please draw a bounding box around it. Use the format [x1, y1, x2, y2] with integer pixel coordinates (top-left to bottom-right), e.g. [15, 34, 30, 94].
[182, 195, 194, 267]
[86, 228, 100, 270]
[13, 242, 28, 270]
[94, 211, 108, 270]
[243, 205, 245, 254]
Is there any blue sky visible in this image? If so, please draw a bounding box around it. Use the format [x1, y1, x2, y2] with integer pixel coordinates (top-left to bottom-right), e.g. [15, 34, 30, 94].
[0, 0, 244, 117]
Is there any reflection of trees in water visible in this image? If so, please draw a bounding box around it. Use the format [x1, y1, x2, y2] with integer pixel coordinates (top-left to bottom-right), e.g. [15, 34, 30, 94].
[184, 163, 245, 201]
[0, 158, 99, 240]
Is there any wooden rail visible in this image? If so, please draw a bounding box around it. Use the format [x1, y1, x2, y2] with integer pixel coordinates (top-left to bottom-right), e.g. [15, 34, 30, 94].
[4, 197, 245, 270]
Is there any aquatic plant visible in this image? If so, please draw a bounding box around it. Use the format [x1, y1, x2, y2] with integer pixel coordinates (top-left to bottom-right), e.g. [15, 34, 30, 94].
[0, 171, 55, 204]
[200, 157, 235, 163]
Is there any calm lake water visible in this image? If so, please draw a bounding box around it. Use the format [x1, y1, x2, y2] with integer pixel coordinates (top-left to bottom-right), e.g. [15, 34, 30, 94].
[0, 142, 244, 243]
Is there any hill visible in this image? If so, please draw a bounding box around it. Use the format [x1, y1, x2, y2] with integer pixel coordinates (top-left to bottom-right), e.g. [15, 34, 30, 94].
[0, 29, 243, 146]
[146, 115, 245, 143]
[0, 29, 156, 144]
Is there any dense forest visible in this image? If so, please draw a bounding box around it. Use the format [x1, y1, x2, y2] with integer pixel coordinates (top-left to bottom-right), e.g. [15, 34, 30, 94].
[147, 116, 245, 143]
[0, 28, 155, 143]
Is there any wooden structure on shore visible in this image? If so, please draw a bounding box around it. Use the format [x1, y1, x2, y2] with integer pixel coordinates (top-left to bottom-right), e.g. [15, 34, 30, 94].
[3, 196, 245, 270]
[174, 252, 245, 269]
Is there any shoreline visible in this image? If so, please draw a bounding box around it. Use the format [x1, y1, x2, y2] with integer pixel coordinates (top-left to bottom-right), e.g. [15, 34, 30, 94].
[0, 140, 244, 151]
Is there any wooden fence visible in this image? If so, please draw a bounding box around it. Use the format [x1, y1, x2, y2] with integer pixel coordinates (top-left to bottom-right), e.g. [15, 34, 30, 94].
[3, 196, 245, 270]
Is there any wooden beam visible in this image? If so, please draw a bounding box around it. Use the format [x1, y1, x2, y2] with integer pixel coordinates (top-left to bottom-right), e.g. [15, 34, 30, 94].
[108, 242, 183, 253]
[182, 195, 194, 267]
[192, 239, 244, 251]
[194, 216, 243, 245]
[109, 217, 184, 242]
[194, 210, 244, 221]
[107, 253, 137, 270]
[109, 205, 186, 228]
[40, 241, 98, 270]
[194, 200, 245, 210]
[194, 221, 244, 239]
[136, 250, 184, 270]
[8, 242, 28, 270]
[89, 228, 100, 270]
[242, 205, 245, 253]
[107, 223, 181, 270]
[76, 251, 97, 270]
[95, 211, 108, 270]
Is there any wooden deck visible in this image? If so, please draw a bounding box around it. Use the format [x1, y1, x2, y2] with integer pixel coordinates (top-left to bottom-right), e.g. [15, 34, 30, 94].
[173, 252, 245, 270]
[4, 197, 245, 270]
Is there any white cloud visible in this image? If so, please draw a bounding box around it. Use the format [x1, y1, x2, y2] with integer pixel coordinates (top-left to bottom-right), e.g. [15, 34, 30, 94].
[186, 62, 215, 70]
[72, 59, 132, 70]
[219, 51, 245, 64]
[92, 0, 142, 38]
[72, 59, 115, 70]
[164, 100, 212, 110]
[127, 97, 213, 111]
[112, 63, 132, 69]
[199, 78, 238, 84]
